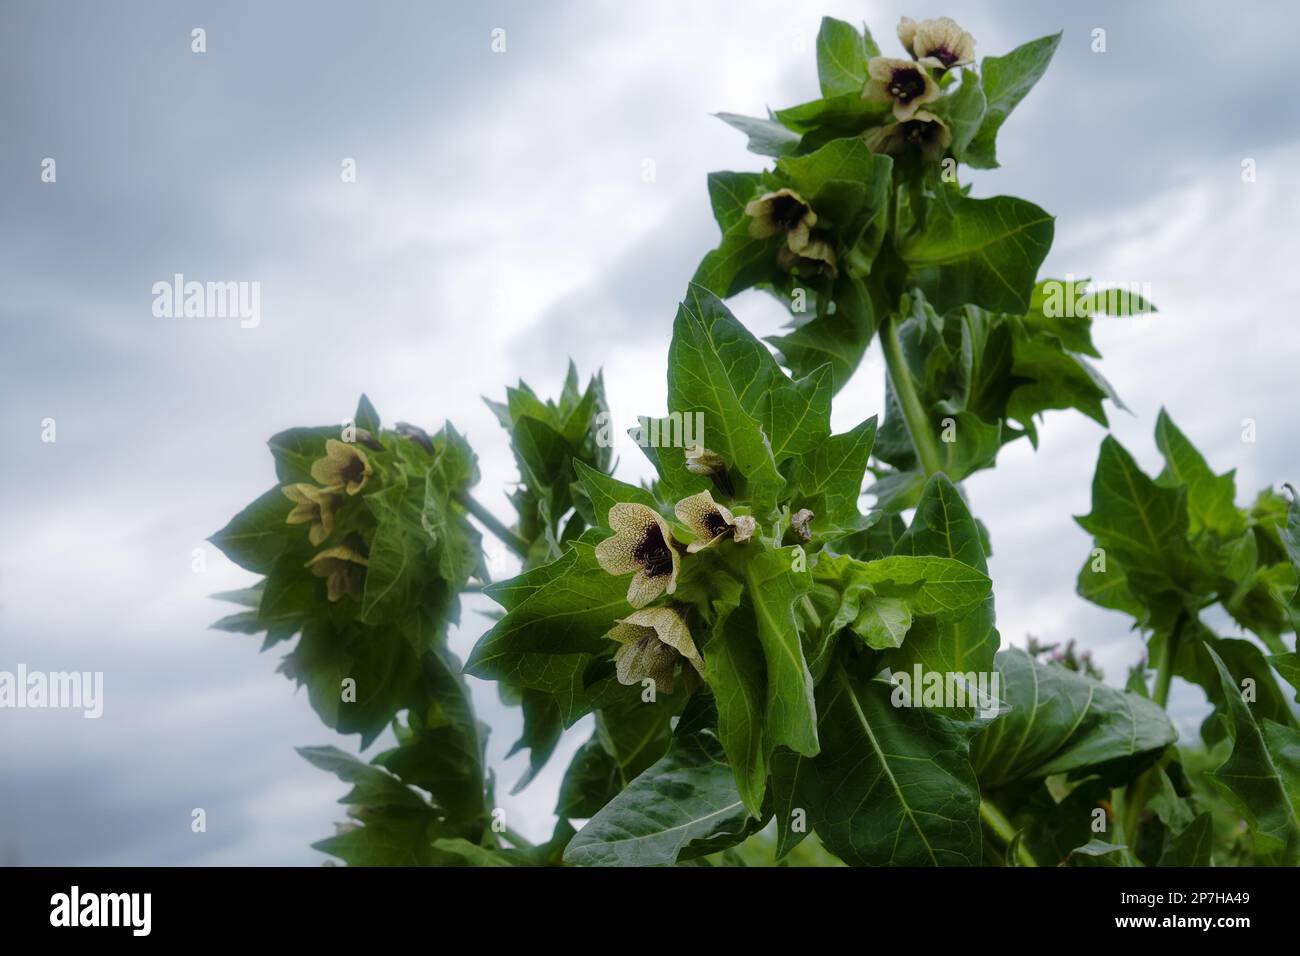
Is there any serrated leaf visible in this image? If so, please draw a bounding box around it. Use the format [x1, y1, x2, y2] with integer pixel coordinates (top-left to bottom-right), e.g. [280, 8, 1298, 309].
[899, 195, 1054, 315]
[790, 416, 877, 531]
[1205, 643, 1300, 861]
[208, 486, 293, 573]
[1154, 408, 1243, 537]
[965, 33, 1062, 170]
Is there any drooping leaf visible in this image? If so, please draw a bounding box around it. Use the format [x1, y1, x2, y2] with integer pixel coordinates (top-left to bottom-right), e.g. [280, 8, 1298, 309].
[970, 649, 1177, 790]
[801, 668, 982, 866]
[563, 699, 757, 866]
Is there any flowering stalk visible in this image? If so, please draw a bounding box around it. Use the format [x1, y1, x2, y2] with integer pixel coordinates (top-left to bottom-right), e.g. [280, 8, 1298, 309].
[454, 489, 530, 559]
[880, 312, 944, 477]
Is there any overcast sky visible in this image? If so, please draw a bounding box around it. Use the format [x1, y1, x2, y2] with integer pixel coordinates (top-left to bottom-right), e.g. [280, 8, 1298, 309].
[2, 1, 1298, 865]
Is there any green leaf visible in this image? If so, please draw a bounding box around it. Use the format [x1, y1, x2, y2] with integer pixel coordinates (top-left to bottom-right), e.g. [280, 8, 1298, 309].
[1157, 812, 1214, 867]
[760, 363, 832, 462]
[790, 416, 878, 531]
[746, 547, 819, 757]
[572, 460, 659, 532]
[1075, 436, 1206, 597]
[297, 745, 429, 811]
[1065, 838, 1127, 867]
[354, 394, 380, 433]
[311, 806, 442, 866]
[506, 689, 563, 794]
[970, 649, 1177, 790]
[803, 668, 982, 866]
[777, 137, 892, 206]
[883, 474, 1000, 692]
[1271, 652, 1300, 703]
[815, 17, 868, 97]
[556, 735, 622, 819]
[899, 195, 1054, 315]
[854, 554, 992, 619]
[930, 70, 986, 160]
[706, 602, 769, 817]
[1205, 643, 1300, 861]
[267, 426, 336, 484]
[706, 171, 763, 233]
[563, 701, 756, 866]
[714, 114, 800, 158]
[853, 598, 912, 650]
[466, 541, 631, 721]
[429, 838, 528, 867]
[964, 33, 1062, 170]
[361, 474, 431, 623]
[665, 286, 788, 512]
[208, 486, 293, 573]
[1154, 408, 1243, 537]
[376, 647, 488, 824]
[768, 273, 878, 394]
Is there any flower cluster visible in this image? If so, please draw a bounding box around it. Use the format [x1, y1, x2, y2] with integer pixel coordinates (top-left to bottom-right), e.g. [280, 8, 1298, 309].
[282, 437, 376, 602]
[741, 15, 976, 281]
[593, 481, 755, 693]
[863, 16, 974, 160]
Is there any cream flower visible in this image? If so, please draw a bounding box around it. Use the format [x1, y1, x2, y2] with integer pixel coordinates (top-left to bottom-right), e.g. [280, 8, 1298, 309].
[791, 508, 815, 543]
[604, 607, 703, 695]
[899, 16, 975, 70]
[595, 503, 681, 607]
[675, 490, 741, 553]
[863, 111, 952, 161]
[306, 544, 369, 602]
[864, 56, 940, 120]
[684, 445, 726, 477]
[776, 233, 838, 279]
[282, 483, 338, 546]
[311, 439, 373, 495]
[744, 188, 818, 251]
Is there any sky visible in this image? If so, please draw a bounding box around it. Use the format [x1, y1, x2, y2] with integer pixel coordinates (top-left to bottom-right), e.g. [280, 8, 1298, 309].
[2, 0, 1298, 865]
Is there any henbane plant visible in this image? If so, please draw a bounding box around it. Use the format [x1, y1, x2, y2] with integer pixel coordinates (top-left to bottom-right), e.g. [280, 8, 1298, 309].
[210, 14, 1299, 866]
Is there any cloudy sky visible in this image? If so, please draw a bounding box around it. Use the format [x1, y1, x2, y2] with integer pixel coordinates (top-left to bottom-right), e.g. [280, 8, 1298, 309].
[2, 1, 1297, 865]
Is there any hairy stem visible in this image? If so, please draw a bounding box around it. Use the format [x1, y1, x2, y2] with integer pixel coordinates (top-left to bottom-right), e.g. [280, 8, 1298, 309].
[455, 491, 530, 559]
[979, 798, 1037, 867]
[880, 312, 944, 478]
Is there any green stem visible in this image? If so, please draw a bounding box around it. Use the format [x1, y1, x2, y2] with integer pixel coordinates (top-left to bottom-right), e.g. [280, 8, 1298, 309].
[879, 312, 944, 478]
[499, 825, 536, 851]
[979, 799, 1036, 867]
[456, 491, 530, 559]
[799, 594, 823, 632]
[1153, 612, 1188, 709]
